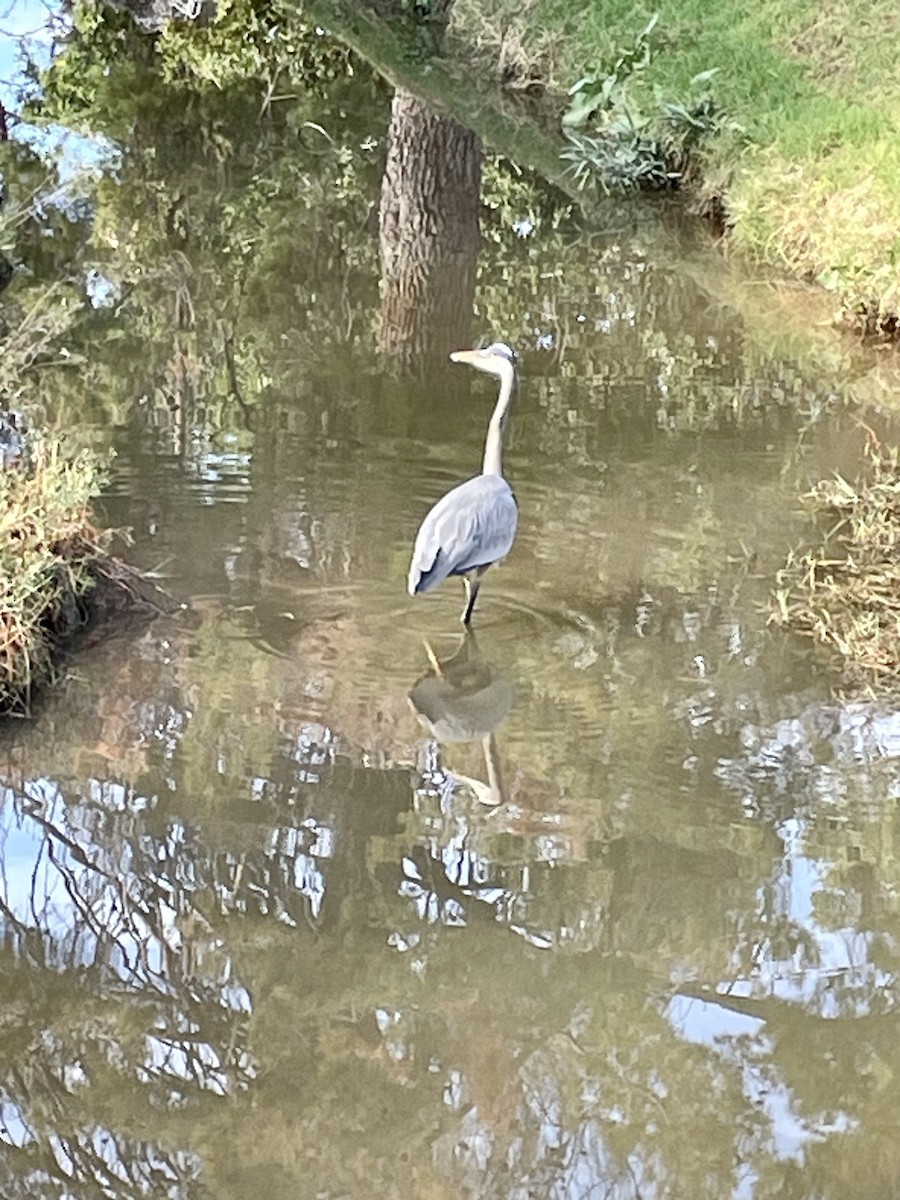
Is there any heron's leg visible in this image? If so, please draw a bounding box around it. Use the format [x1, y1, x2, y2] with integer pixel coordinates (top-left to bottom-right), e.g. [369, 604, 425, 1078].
[461, 576, 474, 625]
[461, 568, 487, 625]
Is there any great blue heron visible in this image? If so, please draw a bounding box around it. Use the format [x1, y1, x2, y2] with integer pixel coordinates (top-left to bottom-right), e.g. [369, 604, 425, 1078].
[407, 343, 518, 624]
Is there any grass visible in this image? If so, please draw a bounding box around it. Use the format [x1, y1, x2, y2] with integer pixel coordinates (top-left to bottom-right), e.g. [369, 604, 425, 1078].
[771, 434, 900, 693]
[453, 0, 900, 330]
[0, 438, 107, 716]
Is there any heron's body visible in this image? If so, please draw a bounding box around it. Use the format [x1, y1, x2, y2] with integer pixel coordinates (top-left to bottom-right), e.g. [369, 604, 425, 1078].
[407, 342, 518, 624]
[408, 473, 517, 595]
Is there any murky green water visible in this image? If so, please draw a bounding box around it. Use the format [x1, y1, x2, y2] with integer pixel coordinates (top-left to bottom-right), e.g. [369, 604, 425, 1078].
[4, 52, 900, 1200]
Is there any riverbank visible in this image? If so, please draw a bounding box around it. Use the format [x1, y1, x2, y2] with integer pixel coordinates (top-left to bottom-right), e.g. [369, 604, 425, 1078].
[771, 435, 900, 693]
[0, 432, 182, 717]
[0, 439, 107, 716]
[453, 0, 900, 336]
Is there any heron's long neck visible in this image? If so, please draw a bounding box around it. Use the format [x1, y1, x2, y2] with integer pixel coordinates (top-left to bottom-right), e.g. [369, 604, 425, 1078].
[481, 363, 515, 476]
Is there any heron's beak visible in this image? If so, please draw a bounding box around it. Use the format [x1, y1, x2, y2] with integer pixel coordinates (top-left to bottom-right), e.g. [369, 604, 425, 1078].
[449, 349, 481, 366]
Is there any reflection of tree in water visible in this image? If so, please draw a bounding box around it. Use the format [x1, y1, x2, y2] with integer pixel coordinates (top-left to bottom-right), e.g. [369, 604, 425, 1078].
[19, 4, 827, 455]
[0, 781, 235, 1197]
[1, 568, 894, 1200]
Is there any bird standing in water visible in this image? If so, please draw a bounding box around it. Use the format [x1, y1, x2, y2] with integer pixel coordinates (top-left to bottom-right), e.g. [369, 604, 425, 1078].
[408, 343, 518, 624]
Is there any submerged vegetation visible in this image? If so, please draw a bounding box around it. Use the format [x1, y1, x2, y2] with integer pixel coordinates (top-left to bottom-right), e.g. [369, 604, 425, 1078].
[772, 436, 900, 693]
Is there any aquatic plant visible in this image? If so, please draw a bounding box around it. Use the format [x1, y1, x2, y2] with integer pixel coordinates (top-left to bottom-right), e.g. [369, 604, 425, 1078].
[772, 435, 900, 692]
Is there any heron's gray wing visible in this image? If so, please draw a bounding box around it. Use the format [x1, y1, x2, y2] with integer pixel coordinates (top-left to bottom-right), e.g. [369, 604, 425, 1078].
[408, 475, 518, 595]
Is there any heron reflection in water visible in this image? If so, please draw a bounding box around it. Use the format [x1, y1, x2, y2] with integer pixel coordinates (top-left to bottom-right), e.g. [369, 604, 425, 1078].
[408, 343, 518, 625]
[408, 630, 513, 806]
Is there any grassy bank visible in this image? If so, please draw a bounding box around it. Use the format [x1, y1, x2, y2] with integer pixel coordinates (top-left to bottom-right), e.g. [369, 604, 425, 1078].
[456, 0, 900, 333]
[0, 440, 107, 716]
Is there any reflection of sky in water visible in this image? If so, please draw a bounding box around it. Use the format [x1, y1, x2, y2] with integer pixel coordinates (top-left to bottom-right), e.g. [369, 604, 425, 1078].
[410, 692, 895, 1188]
[0, 776, 258, 1110]
[1, 8, 898, 1186]
[0, 1097, 32, 1148]
[0, 1, 114, 177]
[664, 710, 880, 1181]
[667, 992, 855, 1178]
[0, 722, 339, 965]
[716, 707, 899, 1013]
[189, 450, 254, 504]
[1, 1084, 205, 1186]
[0, 0, 52, 97]
[0, 780, 81, 945]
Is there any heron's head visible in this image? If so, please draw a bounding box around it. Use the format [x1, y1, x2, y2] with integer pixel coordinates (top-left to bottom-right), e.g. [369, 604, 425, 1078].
[449, 342, 516, 377]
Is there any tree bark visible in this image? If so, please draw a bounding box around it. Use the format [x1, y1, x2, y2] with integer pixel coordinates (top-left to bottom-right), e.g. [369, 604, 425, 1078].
[378, 89, 481, 375]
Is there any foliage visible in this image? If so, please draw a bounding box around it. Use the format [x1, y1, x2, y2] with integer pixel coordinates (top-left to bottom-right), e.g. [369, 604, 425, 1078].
[0, 133, 94, 347]
[772, 434, 900, 693]
[558, 16, 729, 194]
[25, 0, 388, 443]
[4, 10, 900, 1197]
[561, 12, 659, 131]
[0, 156, 107, 718]
[561, 125, 672, 192]
[0, 162, 108, 458]
[6, 14, 900, 1192]
[158, 0, 358, 91]
[35, 0, 370, 140]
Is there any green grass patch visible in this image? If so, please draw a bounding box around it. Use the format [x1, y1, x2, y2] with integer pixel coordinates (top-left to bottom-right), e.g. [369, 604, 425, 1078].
[730, 140, 900, 322]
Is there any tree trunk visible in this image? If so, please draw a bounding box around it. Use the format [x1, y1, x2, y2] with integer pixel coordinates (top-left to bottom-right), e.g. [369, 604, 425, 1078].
[378, 89, 481, 375]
